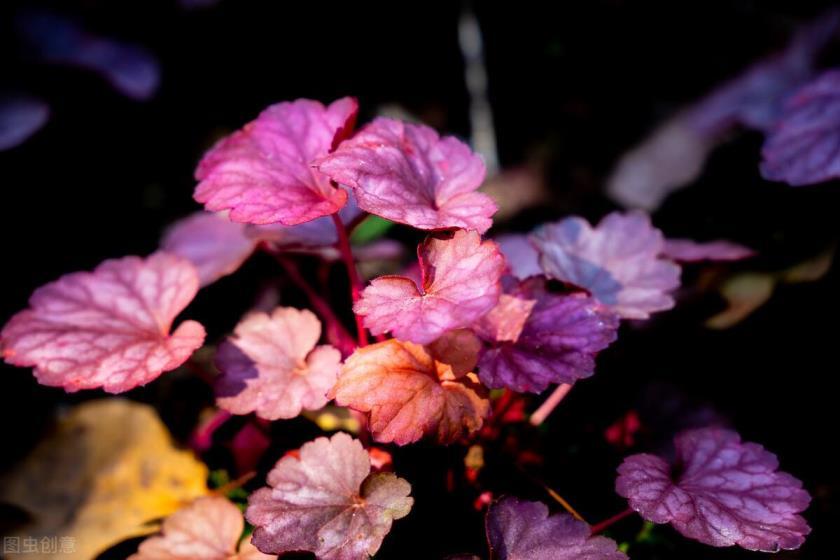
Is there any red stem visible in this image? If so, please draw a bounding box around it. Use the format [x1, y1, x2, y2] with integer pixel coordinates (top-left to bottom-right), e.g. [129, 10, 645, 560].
[274, 255, 356, 356]
[332, 213, 368, 346]
[530, 383, 573, 426]
[590, 508, 635, 534]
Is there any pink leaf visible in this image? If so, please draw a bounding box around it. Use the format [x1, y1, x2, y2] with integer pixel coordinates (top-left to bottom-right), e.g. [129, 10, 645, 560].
[316, 117, 497, 232]
[129, 496, 272, 560]
[246, 187, 361, 260]
[662, 239, 756, 262]
[331, 339, 490, 445]
[355, 230, 504, 344]
[246, 432, 413, 559]
[194, 98, 356, 225]
[761, 69, 840, 186]
[477, 280, 619, 393]
[1, 252, 205, 393]
[162, 212, 258, 287]
[616, 428, 811, 551]
[215, 307, 341, 420]
[531, 211, 681, 319]
[486, 497, 627, 560]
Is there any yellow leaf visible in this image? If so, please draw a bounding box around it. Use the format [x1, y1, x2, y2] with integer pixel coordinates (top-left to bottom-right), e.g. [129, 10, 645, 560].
[0, 399, 209, 560]
[706, 273, 776, 329]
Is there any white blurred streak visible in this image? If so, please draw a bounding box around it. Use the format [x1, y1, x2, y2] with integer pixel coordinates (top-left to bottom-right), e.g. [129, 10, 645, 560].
[459, 9, 499, 175]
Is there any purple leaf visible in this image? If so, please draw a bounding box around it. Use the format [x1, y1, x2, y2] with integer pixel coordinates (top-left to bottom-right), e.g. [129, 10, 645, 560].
[477, 280, 618, 393]
[761, 69, 840, 186]
[486, 497, 627, 560]
[161, 212, 258, 287]
[531, 211, 681, 319]
[316, 117, 497, 233]
[616, 428, 811, 551]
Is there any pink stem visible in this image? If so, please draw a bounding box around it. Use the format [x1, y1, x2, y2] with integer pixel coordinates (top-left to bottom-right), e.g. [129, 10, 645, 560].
[191, 409, 232, 452]
[590, 508, 635, 534]
[530, 383, 573, 426]
[274, 255, 356, 356]
[332, 213, 368, 347]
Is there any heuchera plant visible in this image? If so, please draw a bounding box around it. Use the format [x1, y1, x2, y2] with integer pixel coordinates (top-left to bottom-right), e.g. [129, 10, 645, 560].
[1, 94, 816, 559]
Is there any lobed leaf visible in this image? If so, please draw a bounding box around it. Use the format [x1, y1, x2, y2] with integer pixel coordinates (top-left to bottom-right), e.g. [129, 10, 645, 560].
[486, 497, 627, 560]
[215, 307, 341, 420]
[194, 97, 356, 225]
[1, 252, 205, 393]
[355, 230, 504, 344]
[331, 339, 490, 445]
[531, 211, 680, 319]
[246, 432, 413, 559]
[316, 117, 497, 233]
[477, 280, 619, 393]
[616, 428, 811, 551]
[129, 496, 272, 560]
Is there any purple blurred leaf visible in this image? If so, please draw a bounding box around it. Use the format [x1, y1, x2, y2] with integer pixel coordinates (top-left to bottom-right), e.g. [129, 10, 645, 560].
[608, 9, 840, 209]
[18, 11, 160, 100]
[496, 233, 542, 280]
[616, 428, 811, 551]
[0, 96, 49, 151]
[486, 497, 627, 560]
[761, 69, 840, 186]
[662, 239, 755, 262]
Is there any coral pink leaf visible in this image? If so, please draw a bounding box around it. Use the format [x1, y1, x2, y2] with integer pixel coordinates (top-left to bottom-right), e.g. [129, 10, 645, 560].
[355, 230, 504, 344]
[473, 293, 537, 344]
[331, 339, 490, 445]
[486, 497, 627, 560]
[427, 329, 482, 377]
[761, 70, 840, 186]
[194, 98, 356, 225]
[316, 117, 497, 232]
[1, 252, 205, 393]
[129, 496, 273, 560]
[162, 212, 258, 287]
[616, 428, 811, 551]
[477, 282, 618, 393]
[531, 211, 681, 319]
[215, 307, 341, 420]
[662, 239, 756, 262]
[246, 432, 413, 560]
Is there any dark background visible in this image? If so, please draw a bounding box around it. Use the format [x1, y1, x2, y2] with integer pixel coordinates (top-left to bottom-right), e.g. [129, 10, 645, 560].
[1, 1, 839, 559]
